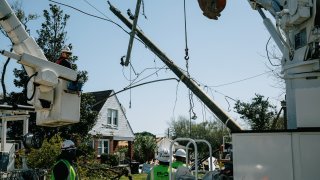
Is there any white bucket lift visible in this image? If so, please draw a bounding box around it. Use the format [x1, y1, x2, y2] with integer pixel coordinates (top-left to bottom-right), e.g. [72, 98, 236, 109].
[0, 0, 80, 127]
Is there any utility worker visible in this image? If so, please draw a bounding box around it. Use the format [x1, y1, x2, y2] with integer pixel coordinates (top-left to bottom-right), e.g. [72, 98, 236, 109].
[51, 140, 78, 180]
[172, 149, 194, 180]
[56, 46, 72, 69]
[56, 46, 83, 92]
[147, 148, 173, 180]
[172, 149, 187, 169]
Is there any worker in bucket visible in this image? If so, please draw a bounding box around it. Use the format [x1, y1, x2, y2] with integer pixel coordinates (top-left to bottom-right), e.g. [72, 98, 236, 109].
[172, 149, 187, 169]
[51, 140, 78, 180]
[56, 46, 83, 92]
[56, 46, 72, 69]
[147, 148, 173, 180]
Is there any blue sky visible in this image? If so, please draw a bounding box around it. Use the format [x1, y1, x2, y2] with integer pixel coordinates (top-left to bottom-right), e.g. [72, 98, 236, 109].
[1, 0, 284, 136]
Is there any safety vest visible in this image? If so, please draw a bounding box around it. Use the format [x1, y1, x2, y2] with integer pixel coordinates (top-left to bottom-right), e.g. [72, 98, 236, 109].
[51, 159, 77, 180]
[172, 161, 186, 169]
[149, 165, 170, 180]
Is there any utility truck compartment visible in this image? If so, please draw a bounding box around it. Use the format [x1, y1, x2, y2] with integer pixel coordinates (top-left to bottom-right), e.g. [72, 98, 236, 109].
[232, 130, 320, 180]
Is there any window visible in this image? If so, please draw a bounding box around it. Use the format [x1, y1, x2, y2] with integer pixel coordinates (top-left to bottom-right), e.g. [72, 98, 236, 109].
[97, 139, 109, 156]
[107, 109, 118, 126]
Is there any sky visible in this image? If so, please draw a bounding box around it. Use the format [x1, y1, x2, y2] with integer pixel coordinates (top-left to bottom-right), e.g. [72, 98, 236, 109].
[1, 0, 285, 136]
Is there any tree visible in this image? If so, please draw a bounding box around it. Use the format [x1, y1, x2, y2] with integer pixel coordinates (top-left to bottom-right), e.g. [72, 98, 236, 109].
[133, 132, 157, 163]
[234, 94, 278, 130]
[169, 116, 229, 157]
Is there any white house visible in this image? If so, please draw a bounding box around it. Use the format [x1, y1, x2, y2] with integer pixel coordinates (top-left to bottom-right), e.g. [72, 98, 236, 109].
[87, 90, 135, 159]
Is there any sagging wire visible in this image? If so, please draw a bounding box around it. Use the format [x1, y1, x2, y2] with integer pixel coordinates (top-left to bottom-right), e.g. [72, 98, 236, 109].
[121, 63, 168, 108]
[49, 0, 146, 46]
[266, 36, 281, 66]
[208, 69, 276, 88]
[171, 80, 181, 121]
[92, 77, 179, 108]
[126, 65, 168, 88]
[141, 0, 148, 19]
[194, 95, 206, 122]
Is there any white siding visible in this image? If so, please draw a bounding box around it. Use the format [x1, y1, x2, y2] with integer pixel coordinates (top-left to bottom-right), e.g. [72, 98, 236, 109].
[89, 92, 134, 141]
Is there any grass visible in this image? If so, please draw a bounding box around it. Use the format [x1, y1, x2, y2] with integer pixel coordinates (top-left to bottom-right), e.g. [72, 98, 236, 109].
[120, 173, 148, 180]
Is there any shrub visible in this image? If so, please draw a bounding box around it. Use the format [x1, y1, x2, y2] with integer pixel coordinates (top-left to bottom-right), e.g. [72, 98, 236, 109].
[100, 153, 119, 167]
[26, 134, 62, 169]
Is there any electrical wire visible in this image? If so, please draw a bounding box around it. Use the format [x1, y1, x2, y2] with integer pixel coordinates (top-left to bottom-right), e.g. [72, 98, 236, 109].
[208, 69, 276, 88]
[48, 0, 146, 46]
[266, 36, 281, 66]
[141, 0, 147, 19]
[92, 77, 179, 108]
[171, 80, 181, 121]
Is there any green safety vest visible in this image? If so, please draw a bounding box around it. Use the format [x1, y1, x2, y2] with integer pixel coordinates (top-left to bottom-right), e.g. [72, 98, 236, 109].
[149, 165, 170, 180]
[51, 159, 77, 180]
[172, 161, 186, 169]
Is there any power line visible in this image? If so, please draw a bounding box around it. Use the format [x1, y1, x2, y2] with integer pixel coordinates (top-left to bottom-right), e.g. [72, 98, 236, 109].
[48, 0, 147, 46]
[208, 69, 277, 88]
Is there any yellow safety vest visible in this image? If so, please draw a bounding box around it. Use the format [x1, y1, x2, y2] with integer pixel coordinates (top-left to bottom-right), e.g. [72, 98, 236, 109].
[172, 161, 186, 169]
[51, 159, 77, 180]
[149, 165, 170, 180]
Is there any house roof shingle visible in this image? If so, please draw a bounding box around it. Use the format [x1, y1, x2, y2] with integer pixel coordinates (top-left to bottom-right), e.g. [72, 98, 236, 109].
[87, 90, 113, 112]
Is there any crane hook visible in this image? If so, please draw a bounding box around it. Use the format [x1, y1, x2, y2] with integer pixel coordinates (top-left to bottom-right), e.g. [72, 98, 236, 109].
[185, 48, 189, 60]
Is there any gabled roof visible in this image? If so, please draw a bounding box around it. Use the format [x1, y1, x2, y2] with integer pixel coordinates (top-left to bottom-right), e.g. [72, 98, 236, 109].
[87, 90, 135, 141]
[87, 90, 113, 112]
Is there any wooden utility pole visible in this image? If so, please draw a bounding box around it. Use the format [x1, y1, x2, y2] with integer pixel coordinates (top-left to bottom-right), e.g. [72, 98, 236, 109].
[109, 3, 242, 132]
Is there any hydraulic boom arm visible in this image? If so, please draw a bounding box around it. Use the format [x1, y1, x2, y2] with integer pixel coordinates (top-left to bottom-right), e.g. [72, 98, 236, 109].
[0, 0, 80, 127]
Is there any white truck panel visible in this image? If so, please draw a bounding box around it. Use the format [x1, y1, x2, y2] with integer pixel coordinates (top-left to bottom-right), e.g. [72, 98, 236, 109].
[233, 133, 293, 180]
[233, 132, 320, 180]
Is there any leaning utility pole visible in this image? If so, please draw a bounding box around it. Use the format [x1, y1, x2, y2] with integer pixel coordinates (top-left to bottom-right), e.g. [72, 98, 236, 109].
[108, 2, 242, 132]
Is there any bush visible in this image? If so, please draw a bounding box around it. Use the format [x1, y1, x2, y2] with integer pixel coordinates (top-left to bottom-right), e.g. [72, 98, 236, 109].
[100, 153, 119, 167]
[26, 134, 62, 169]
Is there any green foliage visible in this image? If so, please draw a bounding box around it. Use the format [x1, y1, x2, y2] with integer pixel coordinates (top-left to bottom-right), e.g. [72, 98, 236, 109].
[234, 94, 278, 130]
[100, 153, 119, 166]
[135, 131, 156, 138]
[36, 4, 70, 62]
[26, 134, 62, 169]
[169, 116, 229, 157]
[133, 133, 157, 163]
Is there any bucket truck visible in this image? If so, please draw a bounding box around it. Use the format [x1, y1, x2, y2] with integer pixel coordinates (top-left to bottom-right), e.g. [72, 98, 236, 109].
[0, 0, 80, 127]
[197, 0, 320, 179]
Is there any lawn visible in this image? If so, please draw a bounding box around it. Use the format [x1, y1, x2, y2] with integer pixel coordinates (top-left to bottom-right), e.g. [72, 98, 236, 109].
[120, 173, 147, 180]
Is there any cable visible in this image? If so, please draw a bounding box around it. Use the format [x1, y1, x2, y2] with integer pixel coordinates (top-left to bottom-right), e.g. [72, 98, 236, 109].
[266, 36, 281, 66]
[141, 0, 147, 19]
[126, 65, 167, 87]
[48, 0, 146, 45]
[92, 78, 179, 108]
[171, 80, 180, 120]
[24, 72, 38, 101]
[208, 69, 276, 88]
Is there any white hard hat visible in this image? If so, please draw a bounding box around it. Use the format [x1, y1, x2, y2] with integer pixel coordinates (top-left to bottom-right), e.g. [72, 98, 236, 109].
[157, 148, 171, 162]
[61, 46, 71, 54]
[61, 140, 76, 150]
[175, 149, 186, 158]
